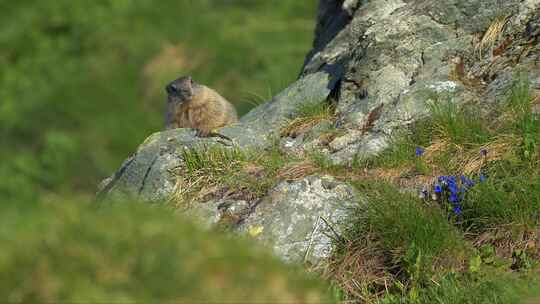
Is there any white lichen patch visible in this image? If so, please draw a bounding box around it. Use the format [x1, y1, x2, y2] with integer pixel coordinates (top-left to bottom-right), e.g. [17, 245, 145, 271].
[428, 81, 458, 93]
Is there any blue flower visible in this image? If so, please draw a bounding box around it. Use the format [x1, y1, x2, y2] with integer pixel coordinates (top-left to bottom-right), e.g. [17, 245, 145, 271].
[448, 183, 458, 195]
[449, 193, 460, 203]
[434, 184, 442, 193]
[453, 205, 462, 215]
[460, 175, 475, 188]
[479, 174, 487, 182]
[438, 176, 447, 184]
[415, 147, 424, 156]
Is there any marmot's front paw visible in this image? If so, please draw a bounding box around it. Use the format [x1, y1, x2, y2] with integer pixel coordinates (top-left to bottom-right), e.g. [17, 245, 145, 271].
[195, 128, 232, 141]
[195, 129, 211, 137]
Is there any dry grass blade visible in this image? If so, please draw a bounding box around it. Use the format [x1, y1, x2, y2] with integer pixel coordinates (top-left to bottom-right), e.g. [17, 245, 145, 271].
[281, 102, 335, 138]
[476, 16, 509, 58]
[281, 115, 331, 138]
[322, 237, 392, 302]
[277, 161, 317, 181]
[460, 136, 517, 174]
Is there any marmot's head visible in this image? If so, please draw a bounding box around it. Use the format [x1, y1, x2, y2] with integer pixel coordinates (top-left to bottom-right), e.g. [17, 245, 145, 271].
[166, 76, 198, 103]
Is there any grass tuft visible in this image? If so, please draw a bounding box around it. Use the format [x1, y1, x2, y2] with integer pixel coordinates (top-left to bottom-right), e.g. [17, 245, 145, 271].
[326, 181, 469, 301]
[325, 74, 540, 302]
[281, 101, 335, 138]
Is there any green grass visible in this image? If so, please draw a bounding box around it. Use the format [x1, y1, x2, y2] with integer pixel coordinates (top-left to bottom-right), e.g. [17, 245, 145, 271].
[326, 181, 469, 302]
[281, 100, 337, 138]
[506, 74, 540, 162]
[324, 75, 540, 302]
[429, 100, 492, 146]
[0, 197, 334, 303]
[293, 100, 335, 119]
[380, 271, 540, 304]
[326, 180, 540, 303]
[181, 145, 247, 176]
[175, 143, 296, 207]
[361, 186, 467, 266]
[463, 174, 540, 230]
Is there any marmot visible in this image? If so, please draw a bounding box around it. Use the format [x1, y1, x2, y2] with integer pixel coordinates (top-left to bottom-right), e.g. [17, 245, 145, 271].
[164, 76, 238, 135]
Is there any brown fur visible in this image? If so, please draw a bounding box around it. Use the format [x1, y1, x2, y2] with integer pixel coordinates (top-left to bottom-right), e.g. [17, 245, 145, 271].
[164, 76, 238, 135]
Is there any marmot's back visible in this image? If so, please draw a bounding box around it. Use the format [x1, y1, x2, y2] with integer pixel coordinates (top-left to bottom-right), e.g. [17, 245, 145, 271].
[165, 76, 238, 134]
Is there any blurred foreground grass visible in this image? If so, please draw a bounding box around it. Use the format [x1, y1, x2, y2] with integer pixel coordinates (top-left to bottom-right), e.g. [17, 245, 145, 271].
[0, 198, 333, 303]
[0, 0, 316, 200]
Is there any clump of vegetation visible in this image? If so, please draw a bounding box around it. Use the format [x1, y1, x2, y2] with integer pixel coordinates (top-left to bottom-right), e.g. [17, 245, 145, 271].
[281, 100, 337, 138]
[322, 74, 540, 302]
[173, 143, 295, 208]
[0, 198, 334, 303]
[327, 181, 470, 302]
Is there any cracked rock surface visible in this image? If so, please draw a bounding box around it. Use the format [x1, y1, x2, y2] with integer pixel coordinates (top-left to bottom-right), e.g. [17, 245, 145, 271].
[99, 0, 540, 264]
[300, 0, 540, 164]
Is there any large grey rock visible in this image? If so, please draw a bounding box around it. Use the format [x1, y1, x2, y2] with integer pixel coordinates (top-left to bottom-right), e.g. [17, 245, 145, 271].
[240, 175, 358, 264]
[294, 0, 540, 164]
[180, 175, 359, 264]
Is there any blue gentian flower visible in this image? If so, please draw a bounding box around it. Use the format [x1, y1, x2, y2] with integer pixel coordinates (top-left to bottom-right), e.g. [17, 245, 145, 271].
[479, 174, 487, 182]
[434, 184, 442, 193]
[453, 205, 462, 215]
[449, 193, 460, 203]
[415, 147, 424, 156]
[460, 175, 475, 188]
[448, 183, 458, 194]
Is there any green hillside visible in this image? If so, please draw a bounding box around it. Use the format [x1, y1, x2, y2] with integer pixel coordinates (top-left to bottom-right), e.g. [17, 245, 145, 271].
[0, 0, 316, 200]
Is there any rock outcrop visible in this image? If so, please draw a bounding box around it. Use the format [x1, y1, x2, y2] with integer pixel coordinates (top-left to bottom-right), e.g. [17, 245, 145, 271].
[99, 0, 540, 264]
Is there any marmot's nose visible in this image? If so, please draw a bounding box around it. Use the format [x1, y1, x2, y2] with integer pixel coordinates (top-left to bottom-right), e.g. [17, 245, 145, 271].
[166, 83, 178, 94]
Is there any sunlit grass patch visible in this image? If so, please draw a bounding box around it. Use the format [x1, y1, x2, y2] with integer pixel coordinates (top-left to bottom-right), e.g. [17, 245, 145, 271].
[505, 74, 540, 162]
[327, 181, 470, 301]
[382, 271, 539, 304]
[460, 174, 540, 261]
[429, 100, 494, 146]
[360, 132, 417, 170]
[281, 101, 336, 138]
[173, 143, 296, 208]
[362, 74, 539, 179]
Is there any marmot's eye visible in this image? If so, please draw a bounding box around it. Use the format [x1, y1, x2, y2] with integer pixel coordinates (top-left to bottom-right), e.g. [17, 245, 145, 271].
[166, 83, 178, 94]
